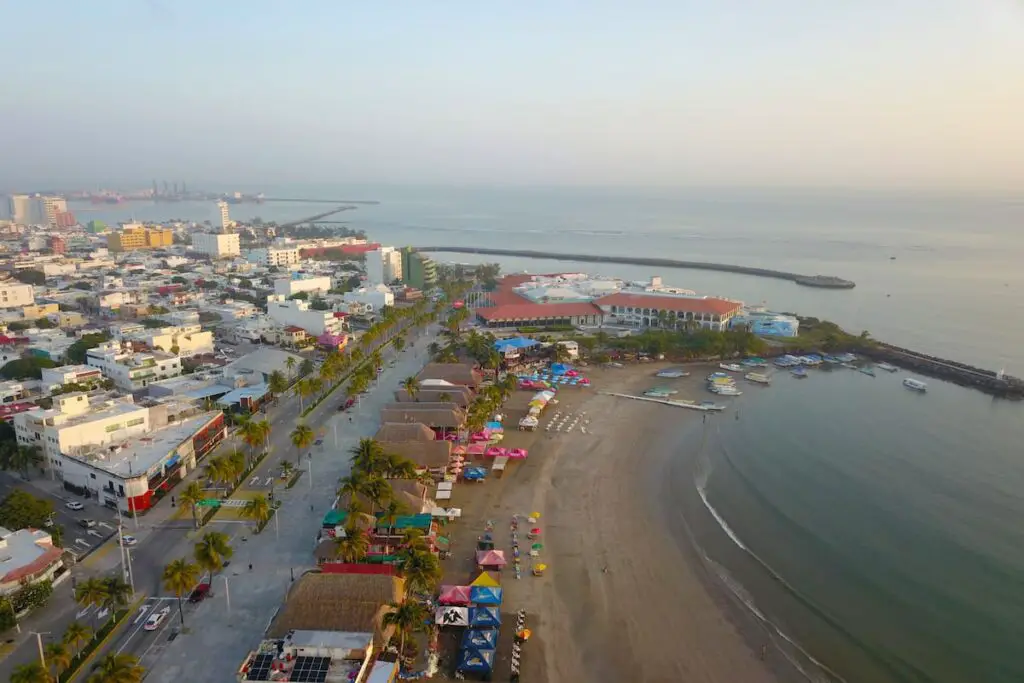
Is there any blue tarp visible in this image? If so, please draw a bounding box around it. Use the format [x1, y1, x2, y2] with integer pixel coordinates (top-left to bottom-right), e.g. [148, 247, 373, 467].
[494, 337, 541, 353]
[462, 628, 499, 650]
[457, 647, 496, 673]
[469, 606, 501, 627]
[216, 383, 270, 407]
[485, 421, 503, 431]
[469, 586, 503, 605]
[550, 362, 571, 375]
[463, 467, 488, 480]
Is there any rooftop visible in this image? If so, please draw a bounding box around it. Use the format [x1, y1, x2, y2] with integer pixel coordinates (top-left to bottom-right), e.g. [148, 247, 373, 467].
[0, 527, 63, 584]
[71, 411, 221, 479]
[594, 292, 743, 316]
[266, 571, 403, 640]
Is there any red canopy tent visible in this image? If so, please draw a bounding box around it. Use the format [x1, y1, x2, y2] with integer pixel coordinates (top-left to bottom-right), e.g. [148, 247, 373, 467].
[475, 549, 507, 569]
[438, 584, 472, 605]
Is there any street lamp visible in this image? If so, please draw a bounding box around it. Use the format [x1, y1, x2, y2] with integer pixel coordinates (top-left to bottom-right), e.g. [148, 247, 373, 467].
[29, 631, 49, 670]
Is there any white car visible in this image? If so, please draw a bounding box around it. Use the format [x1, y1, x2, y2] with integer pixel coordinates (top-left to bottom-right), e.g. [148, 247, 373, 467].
[120, 535, 138, 547]
[144, 606, 171, 631]
[65, 501, 84, 511]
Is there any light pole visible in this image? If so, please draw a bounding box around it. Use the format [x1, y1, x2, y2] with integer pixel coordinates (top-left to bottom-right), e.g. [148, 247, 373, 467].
[29, 631, 48, 670]
[222, 575, 231, 615]
[273, 507, 280, 540]
[307, 453, 313, 492]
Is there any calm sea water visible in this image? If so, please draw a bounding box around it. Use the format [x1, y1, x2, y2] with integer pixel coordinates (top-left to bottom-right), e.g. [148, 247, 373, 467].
[77, 186, 1023, 681]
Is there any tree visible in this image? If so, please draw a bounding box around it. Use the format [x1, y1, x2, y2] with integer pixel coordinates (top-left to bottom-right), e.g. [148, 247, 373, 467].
[290, 423, 314, 466]
[102, 577, 132, 612]
[0, 489, 54, 529]
[401, 376, 420, 401]
[0, 444, 41, 480]
[334, 525, 370, 563]
[162, 558, 200, 627]
[194, 531, 234, 577]
[66, 333, 109, 364]
[87, 653, 145, 683]
[437, 392, 452, 403]
[45, 640, 72, 680]
[393, 335, 405, 352]
[63, 621, 92, 658]
[10, 662, 49, 683]
[179, 481, 205, 529]
[239, 420, 264, 464]
[268, 369, 288, 398]
[242, 494, 272, 528]
[299, 358, 315, 377]
[285, 356, 297, 379]
[0, 357, 58, 380]
[349, 438, 386, 474]
[396, 547, 442, 596]
[294, 377, 317, 411]
[382, 599, 429, 660]
[13, 269, 46, 286]
[74, 577, 110, 629]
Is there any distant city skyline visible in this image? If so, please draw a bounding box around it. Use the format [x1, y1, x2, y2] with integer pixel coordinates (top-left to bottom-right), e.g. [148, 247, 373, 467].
[2, 1, 1023, 193]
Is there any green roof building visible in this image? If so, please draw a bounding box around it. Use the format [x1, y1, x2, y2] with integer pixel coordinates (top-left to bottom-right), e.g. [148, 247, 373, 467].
[401, 247, 437, 291]
[86, 219, 107, 234]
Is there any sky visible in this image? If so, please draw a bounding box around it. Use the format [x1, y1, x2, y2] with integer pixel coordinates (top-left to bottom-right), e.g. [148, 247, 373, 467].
[2, 1, 1023, 192]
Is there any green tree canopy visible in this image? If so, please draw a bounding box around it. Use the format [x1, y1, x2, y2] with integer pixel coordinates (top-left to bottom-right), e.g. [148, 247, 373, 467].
[13, 269, 46, 286]
[66, 333, 110, 364]
[0, 356, 57, 380]
[0, 490, 55, 529]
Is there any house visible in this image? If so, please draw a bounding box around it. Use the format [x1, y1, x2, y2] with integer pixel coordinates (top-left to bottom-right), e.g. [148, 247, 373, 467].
[0, 527, 67, 597]
[393, 384, 473, 407]
[416, 363, 483, 390]
[280, 326, 308, 347]
[378, 403, 466, 430]
[375, 440, 451, 473]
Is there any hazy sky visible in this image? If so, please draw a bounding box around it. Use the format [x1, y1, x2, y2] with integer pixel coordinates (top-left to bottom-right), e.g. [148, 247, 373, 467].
[3, 1, 1023, 191]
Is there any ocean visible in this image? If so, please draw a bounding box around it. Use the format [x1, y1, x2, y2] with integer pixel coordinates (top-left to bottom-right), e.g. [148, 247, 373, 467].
[74, 186, 1023, 682]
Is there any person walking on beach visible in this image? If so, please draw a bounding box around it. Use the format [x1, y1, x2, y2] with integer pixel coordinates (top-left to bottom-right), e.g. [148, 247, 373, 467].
[760, 644, 768, 660]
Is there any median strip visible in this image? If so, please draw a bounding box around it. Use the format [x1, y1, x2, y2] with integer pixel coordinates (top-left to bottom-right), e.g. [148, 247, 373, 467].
[63, 595, 146, 683]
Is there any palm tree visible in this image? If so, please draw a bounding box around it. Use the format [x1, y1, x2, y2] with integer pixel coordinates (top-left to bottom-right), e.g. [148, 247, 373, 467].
[299, 358, 315, 377]
[284, 356, 297, 379]
[194, 531, 234, 577]
[162, 558, 200, 627]
[74, 577, 109, 629]
[268, 369, 289, 400]
[349, 438, 386, 474]
[401, 376, 420, 401]
[63, 621, 92, 658]
[10, 662, 49, 683]
[227, 449, 247, 485]
[381, 499, 410, 554]
[102, 577, 133, 613]
[382, 600, 429, 661]
[87, 653, 145, 683]
[334, 525, 370, 563]
[254, 419, 271, 457]
[179, 481, 205, 529]
[397, 547, 441, 596]
[361, 475, 391, 518]
[437, 391, 452, 404]
[2, 445, 41, 480]
[44, 641, 71, 680]
[242, 494, 272, 528]
[290, 423, 315, 466]
[239, 421, 264, 464]
[393, 335, 405, 352]
[204, 456, 231, 491]
[381, 453, 418, 480]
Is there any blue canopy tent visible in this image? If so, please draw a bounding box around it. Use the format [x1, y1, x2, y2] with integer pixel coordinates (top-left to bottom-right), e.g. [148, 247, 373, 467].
[494, 337, 541, 353]
[463, 467, 488, 481]
[462, 628, 499, 650]
[469, 606, 502, 627]
[550, 362, 571, 375]
[469, 586, 503, 605]
[457, 646, 496, 674]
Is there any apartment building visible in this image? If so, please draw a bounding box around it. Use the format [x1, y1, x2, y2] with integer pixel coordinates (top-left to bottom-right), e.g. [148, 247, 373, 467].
[266, 295, 344, 337]
[0, 527, 66, 597]
[246, 247, 301, 267]
[138, 324, 214, 357]
[193, 232, 241, 259]
[342, 284, 394, 312]
[273, 275, 331, 298]
[86, 341, 183, 391]
[108, 224, 174, 252]
[0, 282, 35, 309]
[366, 246, 403, 285]
[40, 364, 105, 390]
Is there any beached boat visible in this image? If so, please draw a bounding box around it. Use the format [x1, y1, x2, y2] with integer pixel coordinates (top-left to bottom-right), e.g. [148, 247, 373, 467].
[719, 363, 744, 372]
[644, 388, 679, 397]
[877, 362, 898, 372]
[742, 357, 768, 368]
[791, 367, 808, 378]
[745, 372, 771, 384]
[698, 400, 727, 411]
[859, 366, 876, 377]
[655, 370, 690, 378]
[840, 362, 857, 369]
[903, 378, 927, 392]
[712, 387, 742, 396]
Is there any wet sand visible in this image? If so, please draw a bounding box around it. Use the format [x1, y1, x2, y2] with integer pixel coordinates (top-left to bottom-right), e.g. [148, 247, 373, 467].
[437, 364, 780, 683]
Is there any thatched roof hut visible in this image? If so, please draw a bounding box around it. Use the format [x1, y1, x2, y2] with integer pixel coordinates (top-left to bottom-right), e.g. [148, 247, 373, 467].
[377, 440, 452, 470]
[379, 403, 466, 429]
[394, 385, 473, 406]
[417, 363, 483, 388]
[374, 422, 435, 442]
[266, 572, 404, 648]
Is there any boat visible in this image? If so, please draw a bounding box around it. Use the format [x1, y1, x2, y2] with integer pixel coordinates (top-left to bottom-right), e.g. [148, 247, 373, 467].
[656, 370, 690, 378]
[859, 366, 876, 377]
[902, 378, 927, 392]
[742, 357, 768, 368]
[791, 367, 808, 378]
[698, 400, 727, 412]
[877, 362, 898, 373]
[644, 388, 679, 397]
[711, 387, 742, 396]
[745, 372, 771, 384]
[720, 363, 743, 372]
[840, 362, 857, 369]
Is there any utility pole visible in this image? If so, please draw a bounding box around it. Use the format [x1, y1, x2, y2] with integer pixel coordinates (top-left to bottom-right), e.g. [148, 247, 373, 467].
[307, 453, 313, 491]
[223, 575, 231, 615]
[30, 631, 48, 670]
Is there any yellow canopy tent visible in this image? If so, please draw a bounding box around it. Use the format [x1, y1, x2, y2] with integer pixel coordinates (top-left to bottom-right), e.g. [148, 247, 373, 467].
[470, 570, 501, 588]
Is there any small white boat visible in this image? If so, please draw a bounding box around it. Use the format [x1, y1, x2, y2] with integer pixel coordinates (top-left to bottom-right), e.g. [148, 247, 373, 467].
[656, 370, 690, 378]
[745, 372, 771, 384]
[877, 362, 898, 373]
[903, 378, 927, 392]
[840, 362, 857, 369]
[859, 367, 876, 377]
[711, 386, 743, 396]
[791, 367, 808, 378]
[720, 363, 743, 372]
[697, 401, 727, 411]
[644, 388, 679, 397]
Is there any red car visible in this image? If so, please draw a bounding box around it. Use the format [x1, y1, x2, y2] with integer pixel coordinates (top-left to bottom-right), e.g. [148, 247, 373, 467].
[188, 583, 211, 603]
[338, 397, 356, 412]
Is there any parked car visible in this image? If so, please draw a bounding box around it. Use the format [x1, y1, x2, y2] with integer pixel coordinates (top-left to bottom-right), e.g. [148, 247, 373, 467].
[188, 583, 211, 603]
[144, 606, 171, 631]
[78, 519, 97, 529]
[338, 397, 355, 412]
[65, 501, 84, 511]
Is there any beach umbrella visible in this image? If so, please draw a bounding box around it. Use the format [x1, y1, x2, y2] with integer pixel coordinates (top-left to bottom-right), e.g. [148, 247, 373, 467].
[530, 528, 541, 534]
[531, 511, 541, 519]
[531, 543, 543, 551]
[517, 629, 532, 641]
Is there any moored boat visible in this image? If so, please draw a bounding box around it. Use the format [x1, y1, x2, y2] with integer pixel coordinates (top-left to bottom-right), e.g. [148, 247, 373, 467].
[656, 370, 689, 378]
[902, 377, 927, 392]
[877, 362, 898, 373]
[745, 372, 771, 384]
[840, 362, 857, 369]
[720, 363, 744, 372]
[791, 367, 808, 378]
[859, 366, 876, 377]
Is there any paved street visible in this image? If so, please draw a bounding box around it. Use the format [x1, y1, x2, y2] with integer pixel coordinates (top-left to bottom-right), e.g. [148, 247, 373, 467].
[0, 323, 438, 680]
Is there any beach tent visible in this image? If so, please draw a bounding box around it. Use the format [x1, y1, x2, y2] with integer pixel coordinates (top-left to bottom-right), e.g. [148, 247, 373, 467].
[494, 337, 541, 353]
[476, 549, 507, 569]
[457, 646, 496, 673]
[438, 585, 472, 606]
[485, 421, 503, 431]
[469, 606, 502, 627]
[550, 362, 571, 375]
[485, 446, 507, 458]
[451, 445, 468, 455]
[467, 444, 486, 456]
[462, 628, 499, 650]
[469, 586, 503, 605]
[436, 606, 469, 627]
[463, 467, 488, 481]
[507, 448, 528, 459]
[471, 571, 502, 588]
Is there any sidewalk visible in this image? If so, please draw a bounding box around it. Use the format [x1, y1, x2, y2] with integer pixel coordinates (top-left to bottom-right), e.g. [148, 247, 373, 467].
[141, 332, 437, 682]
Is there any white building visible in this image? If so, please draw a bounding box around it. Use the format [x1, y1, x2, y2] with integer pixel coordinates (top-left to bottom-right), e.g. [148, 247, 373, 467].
[193, 232, 240, 259]
[0, 282, 35, 309]
[267, 296, 344, 337]
[218, 201, 232, 232]
[0, 527, 66, 596]
[0, 380, 28, 404]
[273, 276, 332, 298]
[365, 246, 402, 285]
[138, 325, 214, 357]
[5, 195, 32, 223]
[40, 364, 105, 390]
[342, 284, 394, 312]
[247, 247, 300, 268]
[86, 341, 183, 391]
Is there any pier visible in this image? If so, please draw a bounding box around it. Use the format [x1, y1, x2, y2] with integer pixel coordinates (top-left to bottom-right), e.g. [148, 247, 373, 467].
[599, 391, 725, 411]
[279, 206, 357, 228]
[417, 246, 856, 289]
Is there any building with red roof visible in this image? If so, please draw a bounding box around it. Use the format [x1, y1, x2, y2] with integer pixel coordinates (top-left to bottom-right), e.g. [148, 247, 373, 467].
[0, 527, 66, 595]
[594, 292, 742, 330]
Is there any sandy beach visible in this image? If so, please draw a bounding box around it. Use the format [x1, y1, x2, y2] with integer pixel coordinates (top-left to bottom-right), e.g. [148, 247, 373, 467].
[437, 363, 780, 683]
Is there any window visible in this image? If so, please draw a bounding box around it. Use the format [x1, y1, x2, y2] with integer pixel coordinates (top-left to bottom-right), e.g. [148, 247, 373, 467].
[126, 417, 145, 427]
[90, 473, 97, 479]
[105, 423, 123, 433]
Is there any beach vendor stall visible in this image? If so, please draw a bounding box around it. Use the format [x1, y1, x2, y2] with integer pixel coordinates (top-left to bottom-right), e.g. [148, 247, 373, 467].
[438, 585, 472, 606]
[457, 646, 496, 676]
[532, 562, 548, 577]
[471, 570, 501, 588]
[469, 586, 503, 605]
[476, 549, 507, 571]
[436, 605, 469, 627]
[518, 415, 538, 431]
